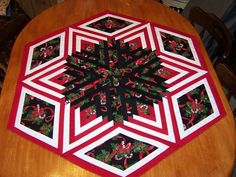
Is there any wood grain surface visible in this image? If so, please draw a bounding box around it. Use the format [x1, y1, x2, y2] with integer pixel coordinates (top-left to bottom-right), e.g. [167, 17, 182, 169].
[0, 0, 235, 177]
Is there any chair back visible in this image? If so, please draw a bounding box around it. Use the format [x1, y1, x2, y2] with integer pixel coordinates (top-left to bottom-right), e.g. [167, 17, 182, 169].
[189, 6, 232, 63]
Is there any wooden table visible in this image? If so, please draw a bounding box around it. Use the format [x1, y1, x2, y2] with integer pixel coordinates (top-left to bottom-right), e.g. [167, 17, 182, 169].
[0, 0, 235, 176]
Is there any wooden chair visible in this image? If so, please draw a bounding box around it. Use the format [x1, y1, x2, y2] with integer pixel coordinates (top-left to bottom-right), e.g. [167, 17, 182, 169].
[215, 63, 236, 99]
[189, 6, 236, 100]
[215, 35, 236, 99]
[189, 6, 232, 64]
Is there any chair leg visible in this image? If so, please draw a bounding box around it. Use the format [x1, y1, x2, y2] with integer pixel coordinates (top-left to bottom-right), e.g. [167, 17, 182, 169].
[226, 92, 231, 100]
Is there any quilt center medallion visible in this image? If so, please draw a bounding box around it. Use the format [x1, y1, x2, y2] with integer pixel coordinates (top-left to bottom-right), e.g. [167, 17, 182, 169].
[63, 38, 168, 123]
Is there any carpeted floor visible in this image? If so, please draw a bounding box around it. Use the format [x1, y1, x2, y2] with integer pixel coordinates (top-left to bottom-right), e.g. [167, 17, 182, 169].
[160, 0, 190, 13]
[0, 0, 30, 92]
[0, 41, 12, 90]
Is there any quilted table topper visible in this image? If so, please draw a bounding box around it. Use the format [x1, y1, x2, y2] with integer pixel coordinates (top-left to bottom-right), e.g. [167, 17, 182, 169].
[9, 11, 225, 177]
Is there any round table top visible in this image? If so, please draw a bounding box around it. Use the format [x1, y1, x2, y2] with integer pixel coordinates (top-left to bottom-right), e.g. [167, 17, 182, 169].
[0, 0, 235, 177]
